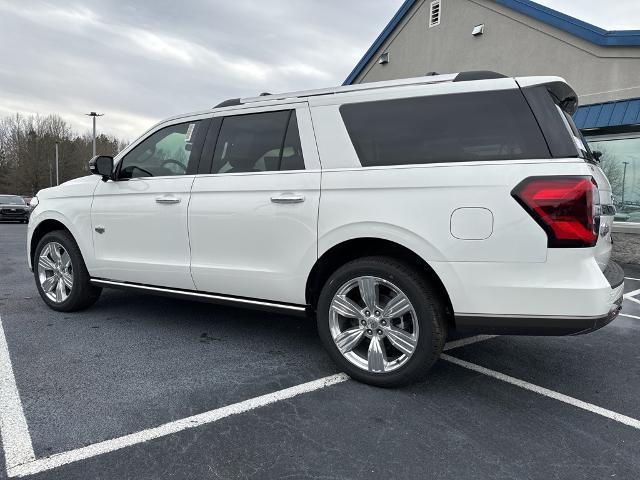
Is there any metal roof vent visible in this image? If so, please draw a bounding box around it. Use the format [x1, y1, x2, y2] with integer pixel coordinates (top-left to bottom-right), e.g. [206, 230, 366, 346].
[472, 24, 485, 36]
[429, 0, 441, 28]
[378, 52, 390, 64]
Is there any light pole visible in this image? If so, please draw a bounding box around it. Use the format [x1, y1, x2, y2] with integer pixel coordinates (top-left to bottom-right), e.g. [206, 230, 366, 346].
[85, 112, 104, 157]
[55, 142, 59, 186]
[622, 161, 630, 207]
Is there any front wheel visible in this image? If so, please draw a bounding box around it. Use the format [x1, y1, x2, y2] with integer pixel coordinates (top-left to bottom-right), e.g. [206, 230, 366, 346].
[33, 230, 102, 312]
[317, 257, 447, 387]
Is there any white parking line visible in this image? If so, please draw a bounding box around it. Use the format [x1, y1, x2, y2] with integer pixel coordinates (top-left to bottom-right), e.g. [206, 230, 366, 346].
[623, 288, 640, 299]
[624, 277, 640, 282]
[620, 313, 640, 320]
[0, 316, 35, 470]
[7, 373, 349, 477]
[624, 296, 640, 305]
[2, 327, 634, 477]
[443, 335, 498, 351]
[441, 354, 640, 431]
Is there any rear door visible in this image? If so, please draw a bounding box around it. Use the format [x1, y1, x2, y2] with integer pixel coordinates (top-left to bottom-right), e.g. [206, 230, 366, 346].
[188, 103, 321, 304]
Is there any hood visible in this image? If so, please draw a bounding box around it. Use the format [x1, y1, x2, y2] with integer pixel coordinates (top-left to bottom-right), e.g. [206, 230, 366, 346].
[36, 175, 99, 200]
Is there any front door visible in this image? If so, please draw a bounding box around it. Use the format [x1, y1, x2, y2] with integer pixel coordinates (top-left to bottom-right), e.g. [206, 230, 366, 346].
[91, 117, 210, 289]
[189, 104, 321, 304]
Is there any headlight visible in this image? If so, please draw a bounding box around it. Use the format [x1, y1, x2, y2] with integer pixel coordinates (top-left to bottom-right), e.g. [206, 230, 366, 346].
[29, 196, 39, 208]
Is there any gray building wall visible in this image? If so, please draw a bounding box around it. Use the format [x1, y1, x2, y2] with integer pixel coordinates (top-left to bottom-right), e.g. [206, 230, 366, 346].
[354, 0, 640, 105]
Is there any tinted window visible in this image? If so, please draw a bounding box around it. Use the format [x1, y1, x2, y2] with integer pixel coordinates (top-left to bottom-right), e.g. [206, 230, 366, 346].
[340, 90, 550, 167]
[119, 120, 204, 179]
[212, 110, 304, 174]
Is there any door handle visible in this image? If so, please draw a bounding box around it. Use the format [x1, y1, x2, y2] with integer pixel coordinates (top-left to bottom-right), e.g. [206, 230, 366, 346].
[270, 194, 305, 204]
[155, 196, 181, 204]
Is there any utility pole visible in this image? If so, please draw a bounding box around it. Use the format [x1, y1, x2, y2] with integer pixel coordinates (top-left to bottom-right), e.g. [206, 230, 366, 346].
[85, 112, 104, 157]
[622, 161, 630, 207]
[55, 142, 59, 186]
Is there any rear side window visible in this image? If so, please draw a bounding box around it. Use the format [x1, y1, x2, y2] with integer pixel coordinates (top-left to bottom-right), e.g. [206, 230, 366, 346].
[340, 90, 550, 167]
[212, 110, 304, 174]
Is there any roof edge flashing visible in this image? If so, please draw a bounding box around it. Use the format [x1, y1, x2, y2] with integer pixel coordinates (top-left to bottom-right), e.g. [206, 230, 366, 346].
[344, 0, 640, 86]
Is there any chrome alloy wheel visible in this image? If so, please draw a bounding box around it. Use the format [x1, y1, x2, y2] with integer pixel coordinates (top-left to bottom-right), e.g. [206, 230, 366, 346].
[328, 276, 419, 373]
[37, 242, 73, 303]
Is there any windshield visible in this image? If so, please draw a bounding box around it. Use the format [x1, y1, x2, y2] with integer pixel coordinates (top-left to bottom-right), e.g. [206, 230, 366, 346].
[0, 195, 26, 205]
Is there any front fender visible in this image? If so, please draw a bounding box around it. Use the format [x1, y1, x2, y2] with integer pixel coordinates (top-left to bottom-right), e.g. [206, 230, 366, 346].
[28, 207, 95, 272]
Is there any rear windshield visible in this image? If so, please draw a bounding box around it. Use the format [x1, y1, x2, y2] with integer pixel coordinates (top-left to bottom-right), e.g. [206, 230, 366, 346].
[339, 89, 550, 167]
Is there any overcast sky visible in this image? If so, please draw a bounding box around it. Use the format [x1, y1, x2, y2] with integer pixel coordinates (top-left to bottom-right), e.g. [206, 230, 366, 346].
[0, 0, 638, 141]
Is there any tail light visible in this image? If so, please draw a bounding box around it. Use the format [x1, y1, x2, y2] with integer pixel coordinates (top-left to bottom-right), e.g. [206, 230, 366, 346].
[511, 176, 599, 248]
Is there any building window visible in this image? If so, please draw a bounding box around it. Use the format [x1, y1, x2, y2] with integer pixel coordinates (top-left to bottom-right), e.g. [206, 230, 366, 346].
[587, 135, 640, 224]
[429, 0, 441, 28]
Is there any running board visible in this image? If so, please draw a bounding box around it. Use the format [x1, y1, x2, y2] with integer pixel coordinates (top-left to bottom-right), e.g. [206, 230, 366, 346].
[90, 279, 308, 316]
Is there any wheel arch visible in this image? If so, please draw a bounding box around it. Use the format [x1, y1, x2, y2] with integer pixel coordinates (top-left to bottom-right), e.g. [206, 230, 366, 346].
[30, 218, 75, 271]
[306, 237, 455, 330]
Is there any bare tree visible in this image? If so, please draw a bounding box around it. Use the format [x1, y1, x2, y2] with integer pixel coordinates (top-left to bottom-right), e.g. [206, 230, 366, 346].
[0, 113, 127, 196]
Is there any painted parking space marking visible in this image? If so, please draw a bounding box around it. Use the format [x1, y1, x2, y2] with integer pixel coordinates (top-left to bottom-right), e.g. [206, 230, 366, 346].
[443, 335, 498, 351]
[2, 320, 638, 477]
[623, 288, 640, 298]
[620, 313, 640, 320]
[442, 354, 640, 431]
[2, 333, 498, 477]
[0, 316, 35, 470]
[624, 277, 640, 282]
[6, 373, 349, 477]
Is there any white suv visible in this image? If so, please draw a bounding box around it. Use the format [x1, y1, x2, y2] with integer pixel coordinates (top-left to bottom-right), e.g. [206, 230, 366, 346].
[27, 71, 624, 386]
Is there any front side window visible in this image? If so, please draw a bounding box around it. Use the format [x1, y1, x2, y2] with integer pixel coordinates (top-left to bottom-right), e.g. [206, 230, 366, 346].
[211, 110, 304, 174]
[340, 90, 550, 167]
[119, 120, 203, 179]
[588, 136, 640, 223]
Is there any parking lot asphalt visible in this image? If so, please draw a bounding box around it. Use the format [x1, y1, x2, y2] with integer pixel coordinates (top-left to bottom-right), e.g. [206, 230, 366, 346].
[1, 222, 640, 479]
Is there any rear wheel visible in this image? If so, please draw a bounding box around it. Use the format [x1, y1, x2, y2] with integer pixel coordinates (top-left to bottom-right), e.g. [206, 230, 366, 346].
[317, 256, 447, 387]
[34, 230, 101, 312]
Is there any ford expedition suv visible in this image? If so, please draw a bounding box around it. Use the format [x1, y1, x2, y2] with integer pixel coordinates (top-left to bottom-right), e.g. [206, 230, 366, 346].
[27, 71, 624, 387]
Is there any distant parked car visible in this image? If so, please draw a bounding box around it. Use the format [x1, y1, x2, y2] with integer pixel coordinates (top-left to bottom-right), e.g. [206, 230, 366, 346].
[0, 195, 31, 223]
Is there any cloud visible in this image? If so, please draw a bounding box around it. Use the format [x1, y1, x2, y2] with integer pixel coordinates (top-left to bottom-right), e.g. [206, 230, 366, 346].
[0, 0, 400, 140]
[0, 0, 637, 141]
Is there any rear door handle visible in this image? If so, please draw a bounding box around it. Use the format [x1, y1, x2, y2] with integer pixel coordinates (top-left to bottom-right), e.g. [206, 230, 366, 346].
[270, 194, 305, 204]
[156, 195, 181, 204]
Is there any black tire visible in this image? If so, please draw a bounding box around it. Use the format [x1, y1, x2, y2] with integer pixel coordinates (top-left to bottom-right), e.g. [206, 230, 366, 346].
[317, 256, 447, 387]
[33, 230, 102, 312]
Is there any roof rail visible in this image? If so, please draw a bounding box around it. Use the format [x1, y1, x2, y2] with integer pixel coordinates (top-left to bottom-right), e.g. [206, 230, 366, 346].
[238, 73, 459, 105]
[213, 71, 509, 109]
[214, 98, 241, 108]
[453, 71, 507, 82]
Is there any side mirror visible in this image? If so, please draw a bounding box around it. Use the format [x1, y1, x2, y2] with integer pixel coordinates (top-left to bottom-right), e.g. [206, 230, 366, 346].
[89, 155, 114, 181]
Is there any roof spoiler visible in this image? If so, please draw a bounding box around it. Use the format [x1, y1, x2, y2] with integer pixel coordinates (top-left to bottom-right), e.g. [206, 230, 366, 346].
[516, 77, 578, 114]
[545, 81, 579, 115]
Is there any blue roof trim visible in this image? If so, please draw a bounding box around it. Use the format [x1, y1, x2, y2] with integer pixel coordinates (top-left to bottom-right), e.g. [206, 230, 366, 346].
[343, 0, 418, 85]
[574, 98, 640, 130]
[494, 0, 640, 46]
[344, 0, 640, 85]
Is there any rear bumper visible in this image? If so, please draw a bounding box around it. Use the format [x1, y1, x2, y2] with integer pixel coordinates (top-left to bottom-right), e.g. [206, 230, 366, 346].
[455, 297, 622, 335]
[442, 257, 625, 336]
